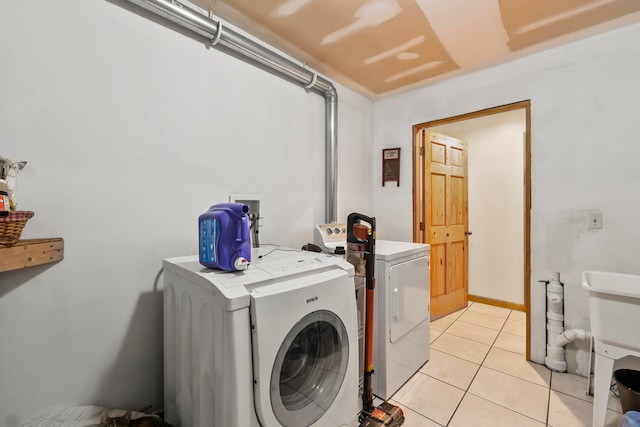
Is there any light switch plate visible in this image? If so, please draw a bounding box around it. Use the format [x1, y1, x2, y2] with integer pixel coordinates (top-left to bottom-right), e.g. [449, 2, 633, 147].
[587, 212, 603, 229]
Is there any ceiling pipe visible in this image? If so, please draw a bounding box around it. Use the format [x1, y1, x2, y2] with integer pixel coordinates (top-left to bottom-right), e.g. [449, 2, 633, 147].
[125, 0, 338, 223]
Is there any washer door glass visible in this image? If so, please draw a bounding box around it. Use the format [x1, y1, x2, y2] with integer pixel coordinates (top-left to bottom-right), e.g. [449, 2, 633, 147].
[271, 310, 349, 427]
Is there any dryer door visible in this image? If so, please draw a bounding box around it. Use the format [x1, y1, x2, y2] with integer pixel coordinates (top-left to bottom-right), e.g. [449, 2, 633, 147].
[389, 255, 430, 342]
[270, 310, 349, 427]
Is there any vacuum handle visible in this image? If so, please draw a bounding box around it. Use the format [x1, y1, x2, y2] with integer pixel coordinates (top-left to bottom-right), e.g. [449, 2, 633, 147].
[347, 212, 376, 243]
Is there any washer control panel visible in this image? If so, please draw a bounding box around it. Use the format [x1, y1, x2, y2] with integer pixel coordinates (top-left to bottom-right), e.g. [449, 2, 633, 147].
[314, 223, 348, 251]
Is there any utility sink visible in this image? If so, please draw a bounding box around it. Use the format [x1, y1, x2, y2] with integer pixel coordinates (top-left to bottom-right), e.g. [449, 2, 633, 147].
[583, 271, 640, 427]
[583, 271, 640, 352]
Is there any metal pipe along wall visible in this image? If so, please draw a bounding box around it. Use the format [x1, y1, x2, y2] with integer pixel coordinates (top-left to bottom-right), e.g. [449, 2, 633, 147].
[125, 0, 339, 223]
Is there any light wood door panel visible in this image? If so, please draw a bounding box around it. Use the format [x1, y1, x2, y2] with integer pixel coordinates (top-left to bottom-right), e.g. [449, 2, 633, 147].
[420, 131, 469, 319]
[412, 100, 531, 359]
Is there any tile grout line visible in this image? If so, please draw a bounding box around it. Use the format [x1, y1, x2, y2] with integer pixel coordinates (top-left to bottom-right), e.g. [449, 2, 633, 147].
[443, 306, 511, 426]
[389, 370, 460, 427]
[426, 305, 474, 426]
[546, 372, 553, 426]
[470, 305, 550, 425]
[427, 303, 622, 426]
[451, 305, 550, 425]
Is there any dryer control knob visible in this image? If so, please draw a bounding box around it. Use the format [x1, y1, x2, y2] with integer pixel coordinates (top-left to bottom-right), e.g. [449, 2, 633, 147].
[234, 257, 249, 271]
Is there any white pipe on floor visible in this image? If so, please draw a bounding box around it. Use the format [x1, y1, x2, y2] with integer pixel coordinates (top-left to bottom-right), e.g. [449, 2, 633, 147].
[556, 329, 592, 347]
[545, 273, 568, 372]
[544, 273, 593, 372]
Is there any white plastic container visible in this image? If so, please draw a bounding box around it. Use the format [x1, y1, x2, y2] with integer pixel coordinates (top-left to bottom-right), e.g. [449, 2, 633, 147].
[583, 270, 640, 427]
[582, 271, 640, 351]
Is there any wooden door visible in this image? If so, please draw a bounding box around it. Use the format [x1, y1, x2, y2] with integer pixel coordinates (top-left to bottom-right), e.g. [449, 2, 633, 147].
[418, 131, 469, 319]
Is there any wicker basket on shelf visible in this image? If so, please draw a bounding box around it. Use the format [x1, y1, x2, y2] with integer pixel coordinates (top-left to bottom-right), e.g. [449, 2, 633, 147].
[0, 211, 34, 247]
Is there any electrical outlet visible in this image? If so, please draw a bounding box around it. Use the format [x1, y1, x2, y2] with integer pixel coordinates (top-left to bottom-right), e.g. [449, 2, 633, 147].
[229, 194, 261, 218]
[236, 199, 260, 217]
[587, 212, 603, 229]
[230, 194, 261, 247]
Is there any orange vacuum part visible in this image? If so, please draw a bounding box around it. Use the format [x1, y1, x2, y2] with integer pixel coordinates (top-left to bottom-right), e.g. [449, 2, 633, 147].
[348, 213, 405, 427]
[352, 222, 375, 411]
[360, 402, 405, 426]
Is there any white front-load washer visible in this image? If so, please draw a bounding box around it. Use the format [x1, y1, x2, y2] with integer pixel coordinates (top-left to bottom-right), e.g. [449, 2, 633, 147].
[163, 248, 359, 427]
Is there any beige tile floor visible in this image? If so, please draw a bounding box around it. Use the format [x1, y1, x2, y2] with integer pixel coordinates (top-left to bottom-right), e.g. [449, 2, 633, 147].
[384, 302, 624, 427]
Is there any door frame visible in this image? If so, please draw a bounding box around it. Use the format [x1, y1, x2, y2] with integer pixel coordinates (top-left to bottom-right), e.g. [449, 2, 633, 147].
[412, 100, 532, 360]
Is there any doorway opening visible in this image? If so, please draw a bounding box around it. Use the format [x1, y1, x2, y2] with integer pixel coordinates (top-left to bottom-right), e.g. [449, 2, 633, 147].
[412, 100, 531, 360]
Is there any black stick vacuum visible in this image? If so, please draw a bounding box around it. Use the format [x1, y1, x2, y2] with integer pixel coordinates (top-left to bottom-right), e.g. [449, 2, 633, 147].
[347, 213, 405, 427]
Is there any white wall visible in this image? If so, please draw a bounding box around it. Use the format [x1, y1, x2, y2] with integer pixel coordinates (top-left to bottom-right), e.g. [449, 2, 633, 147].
[431, 110, 526, 305]
[0, 0, 372, 424]
[373, 22, 640, 374]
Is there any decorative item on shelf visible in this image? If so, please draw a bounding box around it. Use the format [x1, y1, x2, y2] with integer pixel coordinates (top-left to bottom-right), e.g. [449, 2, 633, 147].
[0, 211, 35, 247]
[0, 155, 27, 211]
[0, 179, 9, 216]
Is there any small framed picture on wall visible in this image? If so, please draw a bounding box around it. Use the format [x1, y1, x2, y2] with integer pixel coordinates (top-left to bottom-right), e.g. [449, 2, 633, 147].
[382, 148, 400, 187]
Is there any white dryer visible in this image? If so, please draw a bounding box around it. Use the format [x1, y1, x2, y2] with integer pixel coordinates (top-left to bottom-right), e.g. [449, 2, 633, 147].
[373, 240, 430, 400]
[314, 225, 430, 400]
[163, 249, 359, 427]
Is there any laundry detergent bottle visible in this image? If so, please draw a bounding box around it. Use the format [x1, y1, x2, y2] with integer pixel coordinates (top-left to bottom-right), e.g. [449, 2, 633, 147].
[199, 203, 251, 271]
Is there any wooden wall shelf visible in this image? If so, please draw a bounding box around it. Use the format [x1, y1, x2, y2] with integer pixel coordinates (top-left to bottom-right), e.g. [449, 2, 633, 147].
[0, 238, 64, 273]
